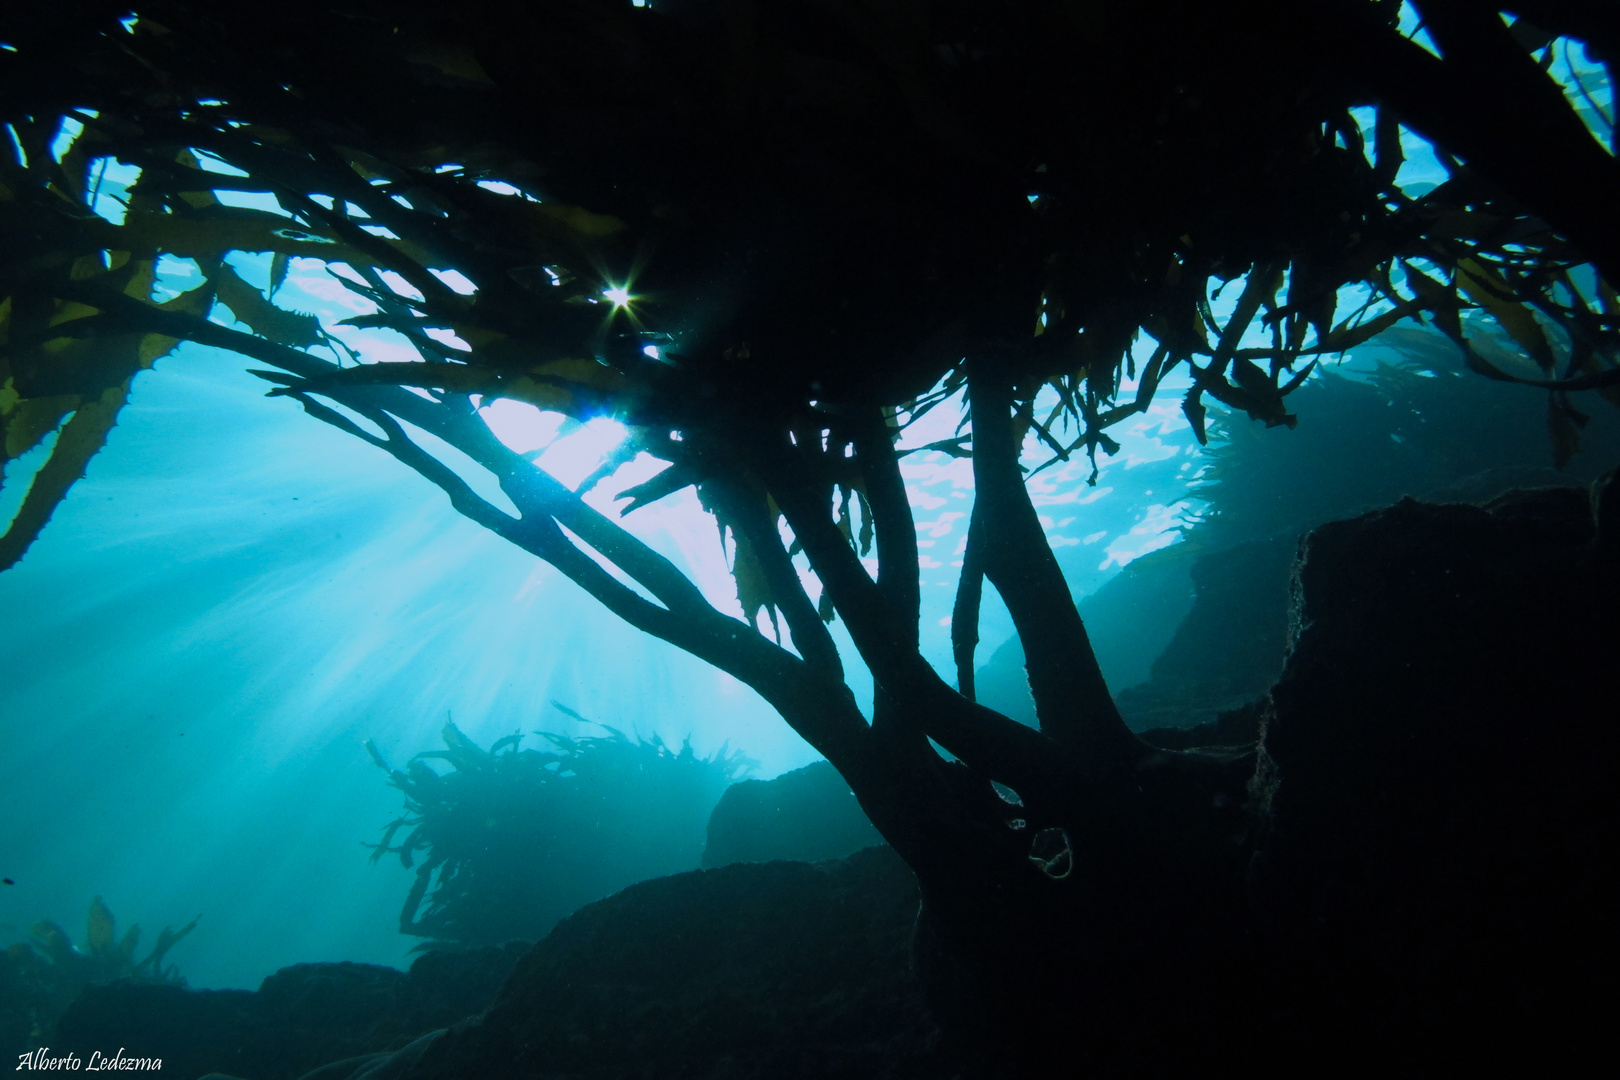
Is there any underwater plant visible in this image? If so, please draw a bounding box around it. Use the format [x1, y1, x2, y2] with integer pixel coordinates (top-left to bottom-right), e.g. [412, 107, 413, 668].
[0, 898, 196, 1059]
[3, 1, 1617, 1071]
[366, 706, 753, 947]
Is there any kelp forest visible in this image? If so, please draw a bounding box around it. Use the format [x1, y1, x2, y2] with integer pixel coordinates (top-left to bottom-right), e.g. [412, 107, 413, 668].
[1, 2, 1617, 1076]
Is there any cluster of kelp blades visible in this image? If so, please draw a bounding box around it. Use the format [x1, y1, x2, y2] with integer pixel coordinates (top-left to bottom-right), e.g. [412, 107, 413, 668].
[365, 707, 754, 948]
[2, 4, 1616, 580]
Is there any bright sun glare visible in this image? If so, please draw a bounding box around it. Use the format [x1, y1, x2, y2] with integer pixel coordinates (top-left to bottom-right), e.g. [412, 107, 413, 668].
[603, 285, 632, 308]
[479, 398, 628, 490]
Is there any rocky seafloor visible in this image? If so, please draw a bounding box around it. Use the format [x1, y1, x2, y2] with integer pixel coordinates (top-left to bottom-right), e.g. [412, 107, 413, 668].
[18, 480, 1620, 1078]
[57, 847, 945, 1080]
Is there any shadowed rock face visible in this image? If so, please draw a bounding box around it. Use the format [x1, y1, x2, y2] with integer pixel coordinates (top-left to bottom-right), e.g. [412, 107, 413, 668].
[914, 483, 1619, 1075]
[48, 850, 940, 1080]
[51, 945, 528, 1080]
[702, 761, 884, 868]
[1113, 534, 1298, 729]
[396, 847, 946, 1080]
[1250, 486, 1620, 1071]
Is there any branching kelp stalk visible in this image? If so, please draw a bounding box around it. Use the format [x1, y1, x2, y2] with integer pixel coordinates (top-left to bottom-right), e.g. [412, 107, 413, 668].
[1, 0, 1616, 1066]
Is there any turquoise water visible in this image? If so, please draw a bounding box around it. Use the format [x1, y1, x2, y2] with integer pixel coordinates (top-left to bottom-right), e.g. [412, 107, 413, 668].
[2, 5, 1611, 996]
[0, 321, 1203, 987]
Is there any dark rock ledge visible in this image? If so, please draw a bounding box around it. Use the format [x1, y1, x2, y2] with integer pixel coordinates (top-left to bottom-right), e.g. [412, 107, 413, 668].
[56, 848, 946, 1080]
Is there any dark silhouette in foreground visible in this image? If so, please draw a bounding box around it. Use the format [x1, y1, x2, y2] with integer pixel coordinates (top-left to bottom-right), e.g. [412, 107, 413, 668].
[4, 3, 1616, 1071]
[52, 482, 1618, 1077]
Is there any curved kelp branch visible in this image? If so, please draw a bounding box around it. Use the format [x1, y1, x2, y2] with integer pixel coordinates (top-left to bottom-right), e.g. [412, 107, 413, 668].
[951, 504, 987, 701]
[270, 388, 520, 539]
[502, 513, 870, 771]
[38, 282, 875, 769]
[751, 424, 1087, 803]
[847, 409, 931, 743]
[851, 410, 921, 647]
[304, 400, 873, 771]
[966, 360, 1138, 767]
[487, 495, 869, 769]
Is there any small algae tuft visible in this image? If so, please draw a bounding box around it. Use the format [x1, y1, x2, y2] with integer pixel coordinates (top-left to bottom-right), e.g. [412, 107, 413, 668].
[1, 897, 198, 1061]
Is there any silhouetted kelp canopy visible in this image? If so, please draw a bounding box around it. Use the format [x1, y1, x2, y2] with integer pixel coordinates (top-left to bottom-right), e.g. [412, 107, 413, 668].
[1, 0, 1616, 1071]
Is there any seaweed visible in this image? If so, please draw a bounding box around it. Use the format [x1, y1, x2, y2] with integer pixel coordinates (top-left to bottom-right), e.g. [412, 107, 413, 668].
[365, 705, 753, 948]
[0, 898, 196, 1060]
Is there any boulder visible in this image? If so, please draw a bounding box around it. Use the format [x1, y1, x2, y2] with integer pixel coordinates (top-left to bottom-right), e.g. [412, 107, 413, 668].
[702, 761, 883, 867]
[387, 846, 946, 1080]
[51, 944, 526, 1080]
[1250, 485, 1620, 1070]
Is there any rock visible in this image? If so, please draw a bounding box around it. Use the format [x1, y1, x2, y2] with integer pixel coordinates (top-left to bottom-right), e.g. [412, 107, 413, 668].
[381, 846, 948, 1080]
[1138, 699, 1263, 750]
[1115, 534, 1298, 729]
[51, 943, 526, 1080]
[1250, 486, 1620, 1071]
[702, 761, 883, 867]
[971, 540, 1201, 727]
